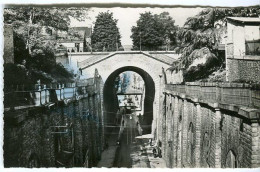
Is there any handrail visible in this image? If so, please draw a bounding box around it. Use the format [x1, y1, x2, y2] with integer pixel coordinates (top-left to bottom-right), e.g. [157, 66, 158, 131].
[4, 77, 99, 109]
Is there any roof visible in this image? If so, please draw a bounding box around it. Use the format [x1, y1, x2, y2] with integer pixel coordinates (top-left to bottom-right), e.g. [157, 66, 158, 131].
[58, 39, 84, 43]
[227, 17, 260, 25]
[135, 134, 153, 139]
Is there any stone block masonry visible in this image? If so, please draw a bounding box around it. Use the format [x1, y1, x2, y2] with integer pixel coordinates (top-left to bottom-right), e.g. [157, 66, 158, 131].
[227, 58, 260, 83]
[4, 72, 105, 167]
[157, 82, 260, 168]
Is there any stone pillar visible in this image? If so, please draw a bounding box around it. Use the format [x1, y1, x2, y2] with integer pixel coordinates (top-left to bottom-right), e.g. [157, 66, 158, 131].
[251, 122, 260, 168]
[169, 95, 175, 168]
[157, 74, 163, 142]
[214, 105, 222, 168]
[159, 93, 166, 147]
[166, 94, 173, 167]
[181, 95, 188, 167]
[176, 98, 183, 168]
[162, 93, 168, 159]
[194, 100, 201, 167]
[172, 96, 179, 167]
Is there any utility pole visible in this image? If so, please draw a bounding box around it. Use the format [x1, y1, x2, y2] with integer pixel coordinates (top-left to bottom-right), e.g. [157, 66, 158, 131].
[116, 34, 118, 51]
[139, 32, 142, 51]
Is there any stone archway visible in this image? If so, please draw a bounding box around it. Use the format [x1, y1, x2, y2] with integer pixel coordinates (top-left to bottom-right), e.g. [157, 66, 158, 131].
[79, 52, 173, 136]
[103, 66, 156, 135]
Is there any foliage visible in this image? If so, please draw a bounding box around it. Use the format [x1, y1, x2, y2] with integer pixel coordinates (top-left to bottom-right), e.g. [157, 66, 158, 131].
[13, 32, 30, 64]
[176, 7, 260, 69]
[4, 7, 87, 86]
[91, 11, 121, 51]
[173, 7, 260, 81]
[131, 12, 177, 51]
[4, 7, 89, 54]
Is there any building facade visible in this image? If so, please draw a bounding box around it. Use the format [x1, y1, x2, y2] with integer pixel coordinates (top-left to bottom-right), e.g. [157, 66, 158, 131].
[226, 17, 260, 83]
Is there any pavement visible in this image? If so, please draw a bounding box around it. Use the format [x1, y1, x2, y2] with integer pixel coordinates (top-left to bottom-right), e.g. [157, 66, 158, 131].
[97, 115, 166, 168]
[97, 129, 167, 168]
[97, 131, 119, 168]
[145, 144, 167, 168]
[130, 140, 167, 168]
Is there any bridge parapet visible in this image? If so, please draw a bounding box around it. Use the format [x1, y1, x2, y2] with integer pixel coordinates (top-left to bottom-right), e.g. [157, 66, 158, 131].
[165, 82, 260, 110]
[76, 51, 178, 70]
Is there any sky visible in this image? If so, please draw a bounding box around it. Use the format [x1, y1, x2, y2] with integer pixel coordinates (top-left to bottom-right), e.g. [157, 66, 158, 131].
[70, 7, 204, 45]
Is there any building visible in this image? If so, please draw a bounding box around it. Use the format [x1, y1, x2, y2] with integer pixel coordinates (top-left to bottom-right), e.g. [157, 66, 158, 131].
[40, 26, 92, 53]
[59, 27, 92, 53]
[226, 17, 260, 82]
[59, 40, 84, 53]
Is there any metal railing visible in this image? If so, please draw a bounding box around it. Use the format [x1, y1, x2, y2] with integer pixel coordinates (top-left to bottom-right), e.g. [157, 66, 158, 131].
[4, 78, 98, 109]
[165, 82, 260, 108]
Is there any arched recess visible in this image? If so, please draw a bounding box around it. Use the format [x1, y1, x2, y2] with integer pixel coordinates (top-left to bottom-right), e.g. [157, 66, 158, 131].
[225, 150, 237, 168]
[103, 66, 155, 134]
[187, 122, 195, 166]
[202, 132, 211, 168]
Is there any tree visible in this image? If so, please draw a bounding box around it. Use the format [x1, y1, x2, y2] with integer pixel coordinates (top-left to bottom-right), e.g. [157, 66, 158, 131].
[172, 7, 260, 82]
[131, 12, 177, 51]
[176, 7, 260, 69]
[3, 7, 88, 85]
[4, 7, 89, 55]
[91, 11, 121, 52]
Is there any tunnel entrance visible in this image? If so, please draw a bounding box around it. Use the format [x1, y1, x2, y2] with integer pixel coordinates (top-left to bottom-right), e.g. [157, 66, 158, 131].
[103, 66, 155, 137]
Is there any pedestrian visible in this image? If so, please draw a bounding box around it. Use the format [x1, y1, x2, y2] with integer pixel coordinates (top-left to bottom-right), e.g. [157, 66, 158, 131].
[115, 108, 120, 124]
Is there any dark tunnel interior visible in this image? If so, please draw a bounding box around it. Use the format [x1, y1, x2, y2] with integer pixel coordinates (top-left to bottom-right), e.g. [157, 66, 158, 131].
[103, 66, 155, 135]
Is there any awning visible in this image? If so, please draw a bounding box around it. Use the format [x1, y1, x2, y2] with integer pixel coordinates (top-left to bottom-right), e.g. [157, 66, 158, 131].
[135, 134, 153, 139]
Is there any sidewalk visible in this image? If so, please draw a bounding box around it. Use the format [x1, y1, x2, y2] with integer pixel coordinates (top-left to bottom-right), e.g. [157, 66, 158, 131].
[97, 133, 119, 168]
[131, 144, 151, 168]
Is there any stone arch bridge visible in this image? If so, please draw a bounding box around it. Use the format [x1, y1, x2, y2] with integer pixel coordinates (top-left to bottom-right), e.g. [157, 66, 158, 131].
[69, 51, 179, 133]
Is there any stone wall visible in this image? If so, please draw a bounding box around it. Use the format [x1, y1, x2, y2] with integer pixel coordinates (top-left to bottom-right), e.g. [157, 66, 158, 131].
[157, 83, 260, 168]
[4, 24, 14, 64]
[4, 75, 104, 167]
[226, 58, 260, 82]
